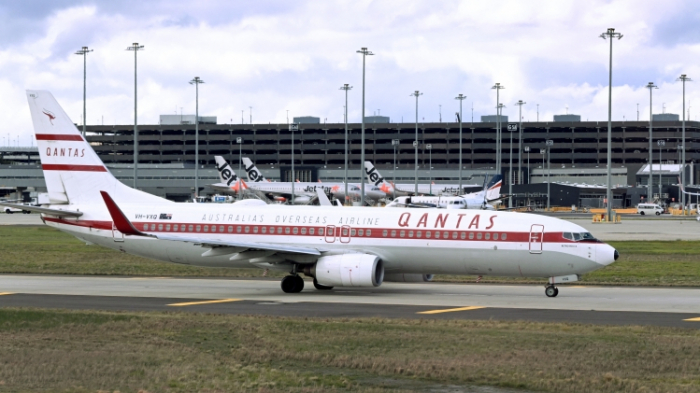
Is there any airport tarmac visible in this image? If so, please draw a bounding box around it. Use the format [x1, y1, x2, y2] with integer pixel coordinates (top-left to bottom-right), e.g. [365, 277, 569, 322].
[1, 275, 699, 328]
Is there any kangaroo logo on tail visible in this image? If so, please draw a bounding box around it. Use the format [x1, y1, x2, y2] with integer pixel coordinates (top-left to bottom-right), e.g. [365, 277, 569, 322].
[214, 156, 239, 186]
[42, 109, 56, 125]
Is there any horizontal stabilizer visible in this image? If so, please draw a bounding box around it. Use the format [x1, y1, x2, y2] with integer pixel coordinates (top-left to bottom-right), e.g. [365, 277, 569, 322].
[0, 203, 83, 217]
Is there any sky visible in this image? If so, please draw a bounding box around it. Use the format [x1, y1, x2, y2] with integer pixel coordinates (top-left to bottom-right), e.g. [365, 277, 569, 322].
[1, 0, 699, 146]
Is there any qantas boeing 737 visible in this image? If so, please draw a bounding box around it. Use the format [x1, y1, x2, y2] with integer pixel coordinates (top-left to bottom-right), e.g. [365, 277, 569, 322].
[3, 91, 618, 297]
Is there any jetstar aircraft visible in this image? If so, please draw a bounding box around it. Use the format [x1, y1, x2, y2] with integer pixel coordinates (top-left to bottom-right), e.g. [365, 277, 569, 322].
[240, 157, 385, 203]
[386, 174, 504, 210]
[6, 90, 619, 297]
[213, 156, 362, 204]
[364, 161, 480, 197]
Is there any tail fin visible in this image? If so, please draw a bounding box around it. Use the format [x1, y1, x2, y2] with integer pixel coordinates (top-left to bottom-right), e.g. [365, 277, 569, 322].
[241, 157, 267, 182]
[27, 90, 165, 205]
[214, 156, 240, 185]
[485, 174, 503, 201]
[364, 161, 394, 194]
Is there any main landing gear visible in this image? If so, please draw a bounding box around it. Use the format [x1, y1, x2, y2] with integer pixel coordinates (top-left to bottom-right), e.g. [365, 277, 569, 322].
[281, 264, 304, 293]
[545, 285, 559, 298]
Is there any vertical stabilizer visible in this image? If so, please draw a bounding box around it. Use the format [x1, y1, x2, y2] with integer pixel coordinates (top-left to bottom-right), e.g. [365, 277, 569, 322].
[364, 161, 394, 194]
[241, 157, 267, 182]
[26, 90, 166, 205]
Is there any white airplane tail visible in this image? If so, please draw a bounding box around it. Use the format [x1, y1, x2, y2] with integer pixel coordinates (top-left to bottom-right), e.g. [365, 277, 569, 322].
[241, 157, 267, 182]
[364, 161, 394, 194]
[27, 90, 165, 205]
[214, 156, 246, 192]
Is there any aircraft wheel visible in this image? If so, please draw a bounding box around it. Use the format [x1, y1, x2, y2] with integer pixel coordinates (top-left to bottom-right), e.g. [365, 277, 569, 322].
[281, 275, 304, 293]
[313, 278, 333, 290]
[545, 285, 558, 298]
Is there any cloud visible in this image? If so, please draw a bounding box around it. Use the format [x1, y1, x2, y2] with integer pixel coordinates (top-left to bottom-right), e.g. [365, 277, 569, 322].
[1, 0, 699, 146]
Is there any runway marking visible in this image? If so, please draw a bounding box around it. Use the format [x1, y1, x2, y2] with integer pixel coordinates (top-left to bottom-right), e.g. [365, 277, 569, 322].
[168, 298, 242, 307]
[683, 317, 700, 322]
[417, 306, 486, 314]
[0, 292, 14, 296]
[129, 277, 172, 280]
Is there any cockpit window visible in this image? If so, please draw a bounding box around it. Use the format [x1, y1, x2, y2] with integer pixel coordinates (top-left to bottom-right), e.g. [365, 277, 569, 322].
[564, 232, 598, 242]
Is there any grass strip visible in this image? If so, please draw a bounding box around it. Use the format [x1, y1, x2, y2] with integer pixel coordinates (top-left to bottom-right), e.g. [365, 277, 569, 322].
[1, 226, 700, 286]
[1, 308, 699, 392]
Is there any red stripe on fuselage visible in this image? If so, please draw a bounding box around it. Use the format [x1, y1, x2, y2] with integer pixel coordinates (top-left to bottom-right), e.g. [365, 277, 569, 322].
[43, 218, 585, 244]
[36, 134, 84, 141]
[42, 164, 108, 172]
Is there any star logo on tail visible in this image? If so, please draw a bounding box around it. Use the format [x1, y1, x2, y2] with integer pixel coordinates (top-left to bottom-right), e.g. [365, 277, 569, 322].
[42, 109, 56, 125]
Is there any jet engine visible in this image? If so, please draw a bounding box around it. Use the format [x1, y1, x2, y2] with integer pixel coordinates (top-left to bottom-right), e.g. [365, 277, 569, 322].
[303, 254, 384, 287]
[384, 273, 434, 282]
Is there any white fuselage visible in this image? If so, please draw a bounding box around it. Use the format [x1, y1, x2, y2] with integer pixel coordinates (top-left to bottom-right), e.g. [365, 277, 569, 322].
[44, 202, 616, 278]
[387, 195, 494, 210]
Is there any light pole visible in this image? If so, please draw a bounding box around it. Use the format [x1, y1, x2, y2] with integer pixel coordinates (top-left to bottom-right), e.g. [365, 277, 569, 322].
[392, 139, 400, 200]
[678, 74, 692, 211]
[427, 144, 432, 195]
[600, 27, 623, 219]
[289, 123, 299, 204]
[455, 94, 466, 192]
[356, 47, 374, 205]
[237, 137, 243, 200]
[546, 140, 553, 210]
[74, 46, 93, 137]
[658, 139, 665, 199]
[340, 84, 352, 205]
[646, 82, 658, 199]
[540, 148, 546, 209]
[410, 90, 423, 195]
[189, 76, 204, 198]
[525, 146, 530, 184]
[492, 83, 505, 172]
[249, 106, 252, 124]
[127, 42, 144, 189]
[515, 100, 526, 184]
[508, 123, 515, 208]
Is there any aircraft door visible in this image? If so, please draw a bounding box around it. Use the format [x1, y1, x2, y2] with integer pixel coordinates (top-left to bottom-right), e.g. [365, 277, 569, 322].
[529, 224, 544, 254]
[325, 225, 336, 243]
[339, 225, 351, 243]
[112, 222, 124, 242]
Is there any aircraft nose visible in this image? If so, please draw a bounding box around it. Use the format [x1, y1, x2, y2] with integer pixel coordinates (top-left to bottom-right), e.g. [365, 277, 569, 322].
[598, 244, 618, 266]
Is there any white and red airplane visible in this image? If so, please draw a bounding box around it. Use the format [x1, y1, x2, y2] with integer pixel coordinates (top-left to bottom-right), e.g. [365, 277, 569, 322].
[364, 161, 480, 197]
[3, 91, 619, 297]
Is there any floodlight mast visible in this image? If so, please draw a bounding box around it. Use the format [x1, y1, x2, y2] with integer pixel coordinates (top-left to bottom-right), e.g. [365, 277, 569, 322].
[599, 28, 622, 219]
[646, 82, 658, 199]
[356, 47, 374, 205]
[127, 42, 144, 189]
[189, 76, 205, 199]
[410, 90, 423, 195]
[492, 83, 505, 173]
[515, 100, 526, 185]
[340, 84, 353, 205]
[677, 74, 692, 211]
[74, 46, 93, 137]
[455, 94, 466, 192]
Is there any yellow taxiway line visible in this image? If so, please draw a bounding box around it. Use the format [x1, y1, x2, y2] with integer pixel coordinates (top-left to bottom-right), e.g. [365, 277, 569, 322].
[168, 298, 242, 307]
[417, 306, 485, 315]
[0, 292, 14, 296]
[683, 317, 700, 322]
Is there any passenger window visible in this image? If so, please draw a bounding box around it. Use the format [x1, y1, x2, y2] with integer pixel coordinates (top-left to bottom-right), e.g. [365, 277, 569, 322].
[493, 233, 498, 240]
[301, 227, 307, 235]
[319, 228, 324, 235]
[469, 232, 474, 240]
[237, 226, 242, 233]
[158, 224, 163, 231]
[460, 232, 466, 240]
[254, 226, 259, 233]
[383, 230, 388, 237]
[408, 230, 414, 238]
[426, 231, 432, 238]
[245, 226, 250, 233]
[165, 224, 171, 231]
[477, 232, 482, 240]
[219, 226, 224, 232]
[366, 229, 371, 237]
[399, 230, 405, 238]
[351, 229, 356, 236]
[143, 224, 149, 231]
[443, 232, 449, 239]
[310, 228, 315, 235]
[502, 233, 507, 240]
[417, 231, 422, 238]
[293, 227, 298, 234]
[277, 227, 283, 234]
[196, 225, 201, 232]
[211, 225, 216, 233]
[485, 233, 490, 240]
[188, 225, 193, 232]
[391, 230, 396, 237]
[358, 229, 364, 236]
[452, 232, 458, 239]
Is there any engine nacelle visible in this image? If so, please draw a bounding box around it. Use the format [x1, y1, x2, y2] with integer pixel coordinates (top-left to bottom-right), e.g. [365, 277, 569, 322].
[305, 254, 384, 287]
[384, 273, 434, 282]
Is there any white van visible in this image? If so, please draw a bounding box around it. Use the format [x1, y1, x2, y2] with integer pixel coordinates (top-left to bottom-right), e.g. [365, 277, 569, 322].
[637, 203, 664, 216]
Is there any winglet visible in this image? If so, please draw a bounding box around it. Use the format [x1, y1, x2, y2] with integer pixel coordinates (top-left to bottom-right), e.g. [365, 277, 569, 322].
[100, 191, 150, 236]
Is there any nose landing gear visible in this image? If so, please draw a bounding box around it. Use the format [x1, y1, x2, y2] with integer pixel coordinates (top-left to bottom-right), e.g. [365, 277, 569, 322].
[545, 285, 559, 298]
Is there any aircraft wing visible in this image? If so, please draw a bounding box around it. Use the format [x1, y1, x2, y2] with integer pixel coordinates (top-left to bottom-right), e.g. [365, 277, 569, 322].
[99, 190, 322, 257]
[0, 202, 83, 217]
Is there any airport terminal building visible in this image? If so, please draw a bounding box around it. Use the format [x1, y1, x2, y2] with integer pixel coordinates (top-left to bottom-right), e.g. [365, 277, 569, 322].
[1, 114, 699, 206]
